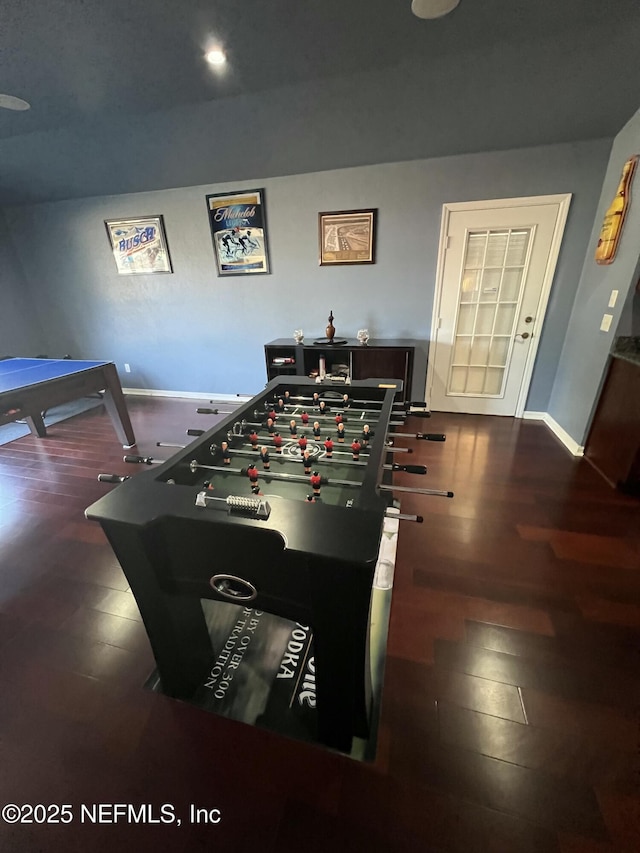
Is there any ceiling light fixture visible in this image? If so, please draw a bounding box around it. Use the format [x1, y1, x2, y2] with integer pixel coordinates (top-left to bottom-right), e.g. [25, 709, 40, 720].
[0, 94, 31, 111]
[206, 48, 227, 66]
[411, 0, 460, 19]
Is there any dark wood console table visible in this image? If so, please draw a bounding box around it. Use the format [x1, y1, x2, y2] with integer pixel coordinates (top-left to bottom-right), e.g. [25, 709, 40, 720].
[264, 338, 418, 402]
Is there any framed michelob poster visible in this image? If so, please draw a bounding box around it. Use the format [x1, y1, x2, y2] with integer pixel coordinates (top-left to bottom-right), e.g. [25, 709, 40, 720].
[205, 188, 271, 276]
[105, 215, 173, 275]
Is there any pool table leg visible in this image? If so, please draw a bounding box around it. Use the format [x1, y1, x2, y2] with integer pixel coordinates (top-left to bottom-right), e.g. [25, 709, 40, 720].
[102, 363, 137, 447]
[25, 411, 47, 438]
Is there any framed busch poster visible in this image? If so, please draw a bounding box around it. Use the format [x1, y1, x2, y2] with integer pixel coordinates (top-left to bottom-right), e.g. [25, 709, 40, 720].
[105, 215, 173, 275]
[205, 188, 271, 276]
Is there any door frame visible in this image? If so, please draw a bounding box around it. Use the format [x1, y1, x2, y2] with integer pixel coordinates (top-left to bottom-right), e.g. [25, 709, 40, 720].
[424, 194, 572, 417]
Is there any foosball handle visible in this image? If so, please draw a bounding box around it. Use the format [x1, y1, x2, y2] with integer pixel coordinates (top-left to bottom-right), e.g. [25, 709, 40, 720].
[187, 429, 205, 437]
[98, 473, 130, 483]
[407, 402, 431, 416]
[123, 454, 154, 464]
[196, 407, 219, 415]
[417, 433, 446, 442]
[392, 464, 427, 474]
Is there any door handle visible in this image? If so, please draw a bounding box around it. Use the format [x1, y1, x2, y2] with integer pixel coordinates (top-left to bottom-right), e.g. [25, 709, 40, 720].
[515, 332, 530, 340]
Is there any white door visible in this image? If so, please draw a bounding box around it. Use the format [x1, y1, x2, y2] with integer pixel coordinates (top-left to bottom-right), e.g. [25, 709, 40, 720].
[427, 195, 571, 416]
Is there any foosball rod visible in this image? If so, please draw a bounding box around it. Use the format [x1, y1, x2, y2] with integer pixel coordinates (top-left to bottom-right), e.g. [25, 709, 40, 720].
[235, 439, 413, 455]
[188, 460, 452, 496]
[143, 440, 412, 467]
[269, 403, 407, 422]
[211, 445, 427, 474]
[267, 394, 429, 412]
[256, 407, 380, 423]
[243, 416, 405, 431]
[387, 432, 446, 442]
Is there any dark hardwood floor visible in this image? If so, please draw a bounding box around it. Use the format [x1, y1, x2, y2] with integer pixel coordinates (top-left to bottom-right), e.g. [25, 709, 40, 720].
[0, 396, 638, 852]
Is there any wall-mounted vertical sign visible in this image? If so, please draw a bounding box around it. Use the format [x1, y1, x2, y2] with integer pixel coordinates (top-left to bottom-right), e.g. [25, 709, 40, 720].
[595, 155, 638, 265]
[205, 188, 271, 276]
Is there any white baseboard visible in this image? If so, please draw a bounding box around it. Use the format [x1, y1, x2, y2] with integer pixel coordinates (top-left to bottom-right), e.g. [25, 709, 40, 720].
[522, 411, 584, 456]
[122, 388, 251, 403]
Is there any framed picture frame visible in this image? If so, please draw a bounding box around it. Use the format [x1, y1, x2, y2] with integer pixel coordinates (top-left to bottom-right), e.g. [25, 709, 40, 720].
[105, 215, 173, 275]
[205, 188, 271, 276]
[318, 208, 377, 266]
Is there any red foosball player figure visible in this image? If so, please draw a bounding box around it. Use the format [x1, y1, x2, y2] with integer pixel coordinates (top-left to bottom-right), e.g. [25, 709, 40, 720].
[247, 463, 260, 493]
[361, 424, 373, 446]
[310, 471, 322, 497]
[221, 440, 231, 464]
[266, 417, 276, 433]
[324, 437, 334, 458]
[249, 429, 259, 449]
[337, 422, 346, 443]
[260, 447, 270, 470]
[312, 421, 321, 439]
[268, 409, 277, 422]
[273, 433, 283, 453]
[351, 439, 361, 460]
[334, 413, 343, 425]
[305, 494, 316, 503]
[298, 433, 308, 453]
[289, 419, 297, 435]
[301, 411, 309, 425]
[302, 449, 312, 474]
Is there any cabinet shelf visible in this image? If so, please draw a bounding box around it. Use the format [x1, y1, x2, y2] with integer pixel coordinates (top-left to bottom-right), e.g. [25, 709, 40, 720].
[264, 338, 419, 402]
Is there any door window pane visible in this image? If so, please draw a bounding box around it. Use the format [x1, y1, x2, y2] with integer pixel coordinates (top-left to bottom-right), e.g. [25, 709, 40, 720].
[470, 337, 490, 365]
[484, 367, 505, 395]
[453, 337, 472, 365]
[461, 269, 481, 301]
[501, 267, 524, 301]
[485, 232, 508, 267]
[479, 269, 501, 302]
[489, 337, 510, 367]
[505, 230, 529, 265]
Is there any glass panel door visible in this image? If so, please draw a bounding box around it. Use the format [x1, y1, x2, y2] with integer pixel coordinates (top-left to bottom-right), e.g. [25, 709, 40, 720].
[446, 228, 532, 397]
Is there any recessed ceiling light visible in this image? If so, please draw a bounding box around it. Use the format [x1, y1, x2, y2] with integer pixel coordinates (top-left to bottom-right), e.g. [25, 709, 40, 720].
[206, 48, 226, 66]
[411, 0, 460, 19]
[0, 94, 31, 111]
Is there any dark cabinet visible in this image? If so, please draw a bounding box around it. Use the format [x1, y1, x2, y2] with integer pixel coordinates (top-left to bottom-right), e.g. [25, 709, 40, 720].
[584, 355, 640, 494]
[264, 338, 418, 402]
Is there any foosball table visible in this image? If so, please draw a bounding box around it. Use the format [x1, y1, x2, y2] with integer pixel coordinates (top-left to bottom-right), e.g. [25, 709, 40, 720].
[86, 377, 451, 752]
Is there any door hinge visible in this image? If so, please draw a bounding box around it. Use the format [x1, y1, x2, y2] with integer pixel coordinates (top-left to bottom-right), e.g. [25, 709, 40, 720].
[445, 236, 452, 249]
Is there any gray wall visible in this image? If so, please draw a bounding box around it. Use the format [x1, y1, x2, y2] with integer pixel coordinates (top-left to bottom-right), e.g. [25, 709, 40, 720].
[549, 109, 640, 444]
[0, 211, 48, 356]
[2, 138, 610, 402]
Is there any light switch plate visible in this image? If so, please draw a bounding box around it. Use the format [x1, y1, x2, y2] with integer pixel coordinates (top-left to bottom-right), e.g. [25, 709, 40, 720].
[600, 314, 613, 332]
